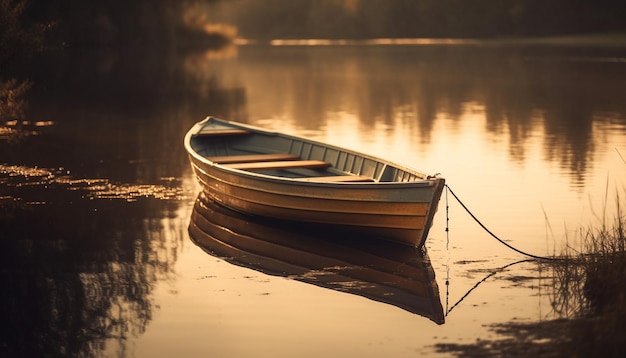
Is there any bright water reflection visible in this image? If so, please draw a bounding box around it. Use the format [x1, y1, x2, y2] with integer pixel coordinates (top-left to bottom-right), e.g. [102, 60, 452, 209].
[1, 42, 626, 357]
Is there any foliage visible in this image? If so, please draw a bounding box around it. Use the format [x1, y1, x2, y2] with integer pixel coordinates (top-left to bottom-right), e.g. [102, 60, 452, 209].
[20, 0, 226, 48]
[0, 79, 30, 122]
[0, 0, 48, 68]
[0, 79, 31, 142]
[5, 0, 626, 53]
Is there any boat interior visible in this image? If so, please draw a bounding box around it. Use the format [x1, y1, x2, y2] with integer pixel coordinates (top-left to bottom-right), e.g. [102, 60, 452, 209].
[191, 124, 430, 183]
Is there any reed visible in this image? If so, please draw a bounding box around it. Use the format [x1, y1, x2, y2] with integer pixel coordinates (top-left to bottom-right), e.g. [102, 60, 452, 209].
[579, 189, 625, 307]
[549, 189, 626, 356]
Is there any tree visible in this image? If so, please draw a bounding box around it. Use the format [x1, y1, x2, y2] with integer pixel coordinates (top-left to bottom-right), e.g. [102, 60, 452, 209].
[0, 0, 47, 68]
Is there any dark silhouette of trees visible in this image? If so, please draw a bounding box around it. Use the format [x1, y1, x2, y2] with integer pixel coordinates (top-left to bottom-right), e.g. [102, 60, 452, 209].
[4, 0, 625, 55]
[12, 0, 225, 49]
[216, 0, 626, 40]
[0, 0, 49, 68]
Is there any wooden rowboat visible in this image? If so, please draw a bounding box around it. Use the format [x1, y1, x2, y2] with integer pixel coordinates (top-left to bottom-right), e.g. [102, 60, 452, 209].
[184, 116, 445, 247]
[189, 193, 445, 324]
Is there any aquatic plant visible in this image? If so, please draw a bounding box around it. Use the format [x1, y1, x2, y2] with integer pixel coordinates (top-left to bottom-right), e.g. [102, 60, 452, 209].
[435, 199, 626, 357]
[563, 196, 626, 356]
[535, 170, 626, 356]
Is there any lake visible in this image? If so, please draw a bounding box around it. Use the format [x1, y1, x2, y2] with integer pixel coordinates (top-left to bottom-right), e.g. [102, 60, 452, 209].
[1, 41, 625, 357]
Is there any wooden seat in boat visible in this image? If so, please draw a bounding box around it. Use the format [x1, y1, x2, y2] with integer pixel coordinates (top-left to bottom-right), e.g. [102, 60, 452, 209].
[224, 160, 331, 171]
[295, 175, 375, 183]
[208, 153, 300, 164]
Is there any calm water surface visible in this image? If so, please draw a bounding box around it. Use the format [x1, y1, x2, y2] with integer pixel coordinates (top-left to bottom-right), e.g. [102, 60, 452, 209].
[1, 43, 625, 357]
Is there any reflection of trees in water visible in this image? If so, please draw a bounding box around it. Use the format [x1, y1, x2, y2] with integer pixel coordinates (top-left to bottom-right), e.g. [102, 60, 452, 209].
[0, 196, 185, 357]
[245, 46, 625, 185]
[1, 45, 243, 356]
[8, 47, 245, 185]
[372, 48, 624, 182]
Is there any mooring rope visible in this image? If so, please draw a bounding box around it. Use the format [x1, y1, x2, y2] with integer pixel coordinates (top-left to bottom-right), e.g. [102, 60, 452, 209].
[444, 184, 558, 261]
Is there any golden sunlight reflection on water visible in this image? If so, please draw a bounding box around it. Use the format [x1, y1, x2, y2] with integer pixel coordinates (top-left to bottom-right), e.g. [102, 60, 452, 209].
[143, 43, 626, 356]
[250, 104, 625, 260]
[6, 42, 625, 357]
[134, 113, 624, 357]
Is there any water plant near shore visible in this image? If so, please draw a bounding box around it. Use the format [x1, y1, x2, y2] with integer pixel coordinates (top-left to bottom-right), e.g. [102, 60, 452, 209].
[558, 197, 626, 357]
[436, 189, 626, 357]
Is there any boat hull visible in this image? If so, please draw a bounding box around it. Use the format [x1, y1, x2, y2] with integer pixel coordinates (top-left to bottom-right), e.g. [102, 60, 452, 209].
[185, 116, 445, 247]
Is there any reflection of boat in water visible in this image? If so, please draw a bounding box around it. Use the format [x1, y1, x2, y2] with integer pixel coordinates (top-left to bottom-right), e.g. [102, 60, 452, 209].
[184, 116, 445, 247]
[189, 192, 445, 324]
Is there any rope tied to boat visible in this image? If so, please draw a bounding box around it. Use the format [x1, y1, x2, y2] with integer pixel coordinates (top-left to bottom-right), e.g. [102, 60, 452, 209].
[444, 184, 559, 261]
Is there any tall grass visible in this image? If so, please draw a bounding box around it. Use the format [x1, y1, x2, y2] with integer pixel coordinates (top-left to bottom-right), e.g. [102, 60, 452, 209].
[434, 201, 626, 356]
[578, 190, 625, 309]
[549, 187, 626, 356]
